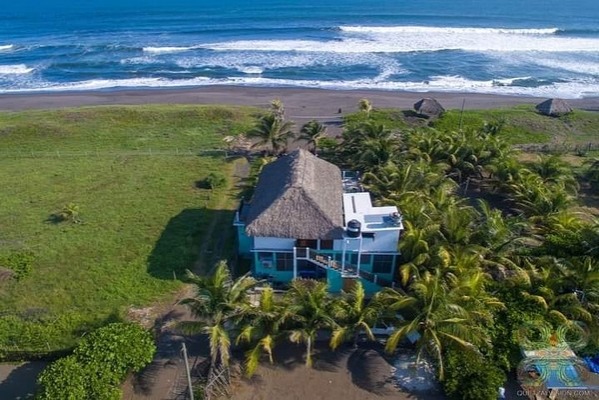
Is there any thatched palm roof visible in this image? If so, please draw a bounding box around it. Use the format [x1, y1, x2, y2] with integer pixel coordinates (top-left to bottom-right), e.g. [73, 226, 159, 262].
[244, 149, 344, 239]
[535, 98, 573, 117]
[414, 98, 445, 118]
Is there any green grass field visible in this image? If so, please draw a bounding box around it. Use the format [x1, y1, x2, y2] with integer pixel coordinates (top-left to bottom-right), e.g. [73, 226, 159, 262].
[0, 105, 255, 357]
[432, 105, 599, 145]
[345, 105, 599, 146]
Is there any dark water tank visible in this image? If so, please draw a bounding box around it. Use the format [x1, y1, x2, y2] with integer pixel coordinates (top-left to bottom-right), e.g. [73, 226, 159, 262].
[347, 219, 361, 238]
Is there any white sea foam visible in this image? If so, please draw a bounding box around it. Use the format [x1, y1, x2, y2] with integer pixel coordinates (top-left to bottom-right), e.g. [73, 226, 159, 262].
[525, 56, 599, 76]
[204, 30, 599, 53]
[142, 46, 195, 54]
[340, 26, 560, 35]
[238, 66, 263, 74]
[0, 64, 33, 74]
[1, 74, 597, 99]
[0, 44, 14, 51]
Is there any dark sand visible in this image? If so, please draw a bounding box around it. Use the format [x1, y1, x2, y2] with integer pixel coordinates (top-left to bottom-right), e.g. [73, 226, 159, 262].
[1, 87, 598, 116]
[229, 343, 445, 400]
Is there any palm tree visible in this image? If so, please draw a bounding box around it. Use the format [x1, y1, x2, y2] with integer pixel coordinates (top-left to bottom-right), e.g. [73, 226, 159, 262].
[236, 287, 292, 376]
[362, 160, 446, 202]
[296, 120, 327, 154]
[380, 270, 489, 380]
[358, 98, 373, 116]
[247, 114, 295, 156]
[270, 98, 285, 122]
[285, 279, 336, 367]
[329, 281, 381, 349]
[178, 261, 258, 368]
[584, 158, 599, 190]
[531, 155, 578, 193]
[508, 173, 573, 217]
[509, 257, 593, 325]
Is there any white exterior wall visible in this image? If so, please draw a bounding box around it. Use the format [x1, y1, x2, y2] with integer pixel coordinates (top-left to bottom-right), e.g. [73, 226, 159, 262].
[363, 230, 400, 252]
[253, 237, 295, 250]
[333, 230, 400, 253]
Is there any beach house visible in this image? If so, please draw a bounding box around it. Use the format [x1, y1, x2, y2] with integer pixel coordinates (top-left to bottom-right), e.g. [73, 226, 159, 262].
[234, 149, 403, 294]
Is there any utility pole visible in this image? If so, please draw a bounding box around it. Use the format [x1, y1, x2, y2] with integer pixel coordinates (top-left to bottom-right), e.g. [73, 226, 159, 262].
[459, 98, 466, 130]
[182, 342, 195, 400]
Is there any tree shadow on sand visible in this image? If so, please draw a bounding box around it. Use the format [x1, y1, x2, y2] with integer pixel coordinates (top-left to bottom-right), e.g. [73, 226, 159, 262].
[0, 362, 47, 399]
[347, 343, 445, 399]
[347, 345, 397, 396]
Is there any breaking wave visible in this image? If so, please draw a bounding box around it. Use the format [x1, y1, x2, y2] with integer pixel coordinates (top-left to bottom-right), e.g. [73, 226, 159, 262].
[1, 74, 597, 99]
[339, 26, 560, 35]
[0, 64, 34, 74]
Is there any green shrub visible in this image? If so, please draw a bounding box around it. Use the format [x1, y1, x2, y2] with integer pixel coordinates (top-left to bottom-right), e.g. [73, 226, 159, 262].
[49, 203, 82, 224]
[0, 250, 35, 280]
[443, 348, 506, 400]
[36, 322, 155, 399]
[74, 322, 156, 382]
[36, 356, 88, 400]
[205, 172, 227, 189]
[37, 354, 121, 400]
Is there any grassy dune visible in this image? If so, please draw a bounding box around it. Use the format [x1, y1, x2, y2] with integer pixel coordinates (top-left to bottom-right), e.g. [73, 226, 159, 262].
[0, 105, 255, 356]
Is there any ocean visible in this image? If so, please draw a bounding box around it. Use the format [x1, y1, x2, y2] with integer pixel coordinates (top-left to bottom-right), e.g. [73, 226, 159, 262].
[0, 0, 598, 97]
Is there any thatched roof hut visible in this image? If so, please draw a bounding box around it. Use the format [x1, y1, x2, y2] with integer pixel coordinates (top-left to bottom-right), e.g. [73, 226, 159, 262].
[243, 149, 344, 239]
[414, 98, 445, 118]
[535, 98, 573, 117]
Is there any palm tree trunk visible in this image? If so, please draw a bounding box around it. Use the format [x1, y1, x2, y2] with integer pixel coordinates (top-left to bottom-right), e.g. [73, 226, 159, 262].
[306, 336, 313, 367]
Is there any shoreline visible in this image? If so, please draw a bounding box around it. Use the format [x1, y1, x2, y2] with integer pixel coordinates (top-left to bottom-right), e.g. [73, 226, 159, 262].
[1, 86, 598, 115]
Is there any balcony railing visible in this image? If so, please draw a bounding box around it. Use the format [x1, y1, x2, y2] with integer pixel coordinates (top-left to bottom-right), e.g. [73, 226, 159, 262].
[294, 247, 396, 288]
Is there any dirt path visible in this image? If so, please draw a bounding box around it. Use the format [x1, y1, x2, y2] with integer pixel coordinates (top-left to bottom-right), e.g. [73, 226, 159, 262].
[122, 157, 250, 400]
[193, 157, 250, 275]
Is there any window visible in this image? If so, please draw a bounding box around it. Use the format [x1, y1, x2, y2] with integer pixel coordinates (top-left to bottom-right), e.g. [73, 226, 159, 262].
[258, 252, 273, 269]
[320, 240, 333, 250]
[372, 255, 394, 274]
[275, 252, 294, 271]
[360, 254, 371, 265]
[296, 239, 317, 249]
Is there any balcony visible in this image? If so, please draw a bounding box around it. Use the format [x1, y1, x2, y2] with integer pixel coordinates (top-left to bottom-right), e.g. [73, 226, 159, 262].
[293, 247, 397, 289]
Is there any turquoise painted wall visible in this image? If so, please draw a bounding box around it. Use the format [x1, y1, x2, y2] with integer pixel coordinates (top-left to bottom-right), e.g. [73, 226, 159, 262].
[244, 246, 397, 292]
[327, 269, 343, 293]
[253, 252, 294, 282]
[236, 225, 252, 257]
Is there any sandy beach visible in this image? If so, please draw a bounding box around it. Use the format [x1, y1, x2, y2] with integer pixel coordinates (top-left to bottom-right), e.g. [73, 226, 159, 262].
[1, 87, 598, 117]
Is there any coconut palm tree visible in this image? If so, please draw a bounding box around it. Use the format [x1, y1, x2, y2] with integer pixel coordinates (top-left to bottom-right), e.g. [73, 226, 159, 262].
[178, 261, 258, 368]
[358, 98, 373, 116]
[270, 98, 285, 122]
[362, 160, 446, 202]
[380, 270, 489, 380]
[508, 173, 573, 217]
[509, 257, 593, 326]
[531, 155, 578, 193]
[285, 279, 336, 367]
[236, 287, 293, 376]
[296, 120, 327, 154]
[247, 114, 295, 156]
[329, 281, 381, 349]
[584, 158, 599, 190]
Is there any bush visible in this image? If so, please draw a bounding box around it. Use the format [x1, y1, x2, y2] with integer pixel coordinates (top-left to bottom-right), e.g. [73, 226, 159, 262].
[74, 322, 156, 382]
[205, 172, 227, 189]
[36, 322, 155, 399]
[0, 250, 35, 280]
[443, 348, 506, 400]
[48, 203, 82, 224]
[36, 356, 88, 400]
